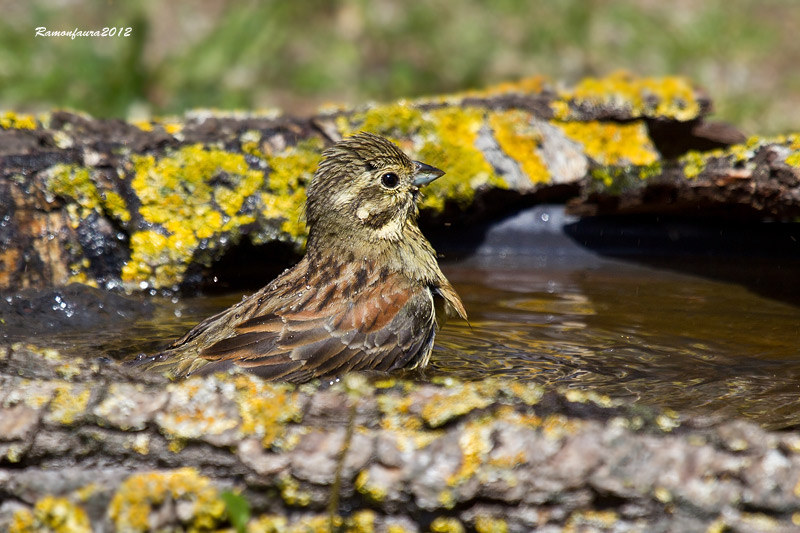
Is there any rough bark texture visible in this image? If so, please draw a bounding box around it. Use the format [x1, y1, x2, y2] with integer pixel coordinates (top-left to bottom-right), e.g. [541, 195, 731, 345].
[2, 343, 800, 532]
[568, 137, 800, 219]
[3, 74, 800, 532]
[1, 72, 756, 293]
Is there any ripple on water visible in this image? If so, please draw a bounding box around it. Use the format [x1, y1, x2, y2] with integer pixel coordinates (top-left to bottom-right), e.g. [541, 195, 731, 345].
[8, 250, 800, 429]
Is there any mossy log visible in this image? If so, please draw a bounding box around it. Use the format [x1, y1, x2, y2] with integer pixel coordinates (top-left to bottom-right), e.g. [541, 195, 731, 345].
[2, 72, 767, 294]
[2, 343, 800, 532]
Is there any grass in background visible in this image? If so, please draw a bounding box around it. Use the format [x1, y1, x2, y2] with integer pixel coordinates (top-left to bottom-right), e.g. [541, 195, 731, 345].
[1, 0, 798, 135]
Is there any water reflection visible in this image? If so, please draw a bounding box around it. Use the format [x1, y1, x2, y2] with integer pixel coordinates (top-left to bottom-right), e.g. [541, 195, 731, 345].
[4, 206, 800, 429]
[430, 256, 800, 430]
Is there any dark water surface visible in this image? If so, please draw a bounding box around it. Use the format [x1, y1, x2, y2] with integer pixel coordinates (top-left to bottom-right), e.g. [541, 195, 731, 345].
[5, 207, 800, 429]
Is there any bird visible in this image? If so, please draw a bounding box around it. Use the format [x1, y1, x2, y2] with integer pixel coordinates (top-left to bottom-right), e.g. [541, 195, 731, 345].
[139, 132, 467, 383]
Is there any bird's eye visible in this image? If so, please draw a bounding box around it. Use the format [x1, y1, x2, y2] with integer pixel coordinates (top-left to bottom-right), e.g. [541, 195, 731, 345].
[381, 172, 399, 188]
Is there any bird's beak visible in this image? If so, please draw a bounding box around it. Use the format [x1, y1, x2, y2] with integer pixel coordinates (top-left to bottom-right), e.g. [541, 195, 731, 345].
[412, 161, 445, 187]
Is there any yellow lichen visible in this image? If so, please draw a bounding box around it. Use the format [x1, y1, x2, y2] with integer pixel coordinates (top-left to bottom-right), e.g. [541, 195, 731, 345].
[489, 110, 550, 183]
[108, 468, 226, 532]
[234, 375, 303, 448]
[421, 381, 495, 428]
[277, 474, 312, 507]
[474, 515, 509, 533]
[680, 150, 709, 179]
[126, 144, 265, 288]
[655, 408, 680, 432]
[506, 382, 544, 406]
[354, 469, 387, 503]
[339, 102, 505, 213]
[247, 515, 289, 533]
[261, 138, 323, 242]
[416, 107, 506, 212]
[447, 419, 492, 487]
[337, 102, 433, 140]
[474, 76, 549, 99]
[542, 414, 582, 440]
[555, 71, 702, 121]
[563, 389, 618, 408]
[785, 151, 800, 167]
[556, 120, 659, 167]
[74, 483, 99, 502]
[129, 433, 151, 455]
[654, 486, 673, 503]
[430, 516, 465, 533]
[6, 443, 24, 462]
[132, 120, 154, 132]
[9, 496, 91, 533]
[1, 111, 37, 130]
[164, 122, 183, 135]
[565, 509, 620, 529]
[347, 509, 377, 533]
[156, 377, 239, 441]
[48, 385, 91, 425]
[46, 164, 131, 222]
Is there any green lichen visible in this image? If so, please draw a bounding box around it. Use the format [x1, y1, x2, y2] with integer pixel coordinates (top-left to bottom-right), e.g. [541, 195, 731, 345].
[108, 467, 227, 532]
[589, 162, 663, 193]
[10, 496, 91, 533]
[554, 71, 702, 121]
[488, 110, 550, 184]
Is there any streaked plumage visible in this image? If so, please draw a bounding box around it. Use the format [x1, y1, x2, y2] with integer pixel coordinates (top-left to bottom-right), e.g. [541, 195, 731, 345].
[141, 132, 466, 383]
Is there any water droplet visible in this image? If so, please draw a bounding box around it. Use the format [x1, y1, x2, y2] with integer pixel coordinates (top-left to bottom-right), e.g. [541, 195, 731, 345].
[540, 212, 550, 222]
[139, 281, 149, 290]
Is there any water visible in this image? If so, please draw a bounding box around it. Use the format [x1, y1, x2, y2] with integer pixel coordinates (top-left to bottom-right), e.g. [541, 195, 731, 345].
[432, 257, 800, 429]
[4, 206, 800, 429]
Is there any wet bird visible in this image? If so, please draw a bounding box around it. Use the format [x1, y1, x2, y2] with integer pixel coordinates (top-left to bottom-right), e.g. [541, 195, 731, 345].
[141, 132, 466, 383]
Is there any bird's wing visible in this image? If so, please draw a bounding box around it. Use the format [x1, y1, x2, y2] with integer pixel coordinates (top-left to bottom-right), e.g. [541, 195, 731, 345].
[192, 269, 437, 382]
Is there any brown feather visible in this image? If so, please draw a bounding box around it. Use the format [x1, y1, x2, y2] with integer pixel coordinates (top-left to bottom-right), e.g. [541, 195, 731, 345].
[138, 132, 466, 383]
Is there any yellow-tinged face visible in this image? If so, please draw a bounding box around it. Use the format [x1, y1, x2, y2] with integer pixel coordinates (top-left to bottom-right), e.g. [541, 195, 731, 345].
[305, 132, 444, 244]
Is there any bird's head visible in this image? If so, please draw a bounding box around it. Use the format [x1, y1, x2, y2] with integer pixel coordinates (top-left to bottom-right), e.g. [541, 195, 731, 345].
[305, 132, 444, 245]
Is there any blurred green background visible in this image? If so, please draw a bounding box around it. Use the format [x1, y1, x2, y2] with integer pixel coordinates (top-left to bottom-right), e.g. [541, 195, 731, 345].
[2, 0, 798, 135]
